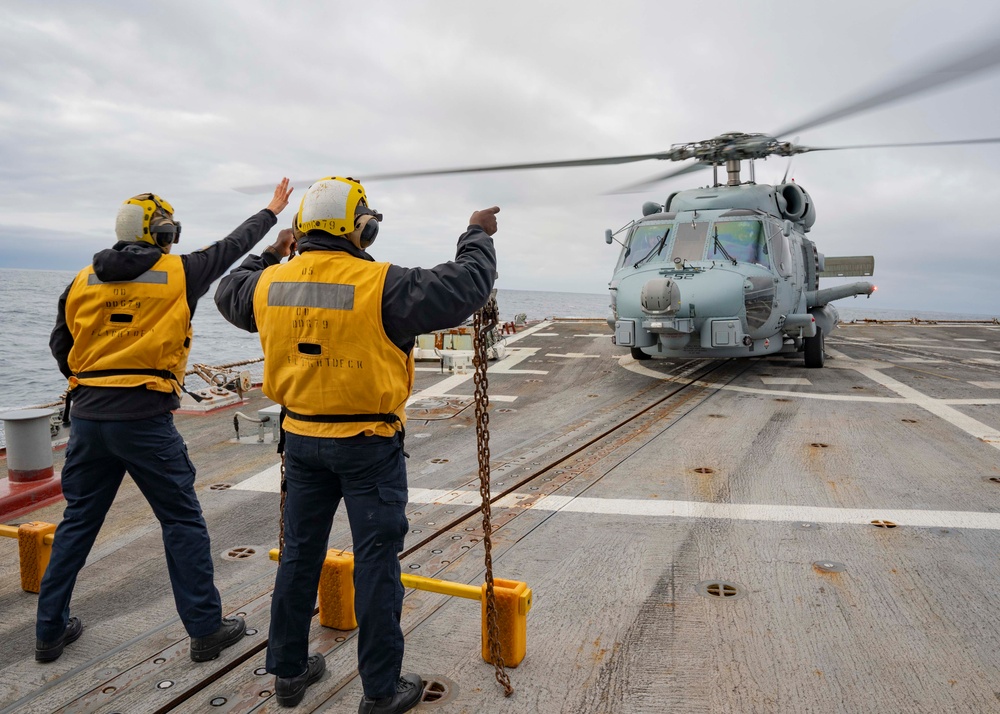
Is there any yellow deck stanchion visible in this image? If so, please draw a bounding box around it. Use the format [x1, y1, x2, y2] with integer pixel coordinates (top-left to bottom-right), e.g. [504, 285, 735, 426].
[481, 579, 531, 667]
[0, 522, 57, 593]
[268, 547, 531, 664]
[317, 550, 357, 630]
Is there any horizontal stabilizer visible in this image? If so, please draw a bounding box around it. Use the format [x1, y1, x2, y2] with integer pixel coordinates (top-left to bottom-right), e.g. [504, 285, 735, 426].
[820, 256, 875, 277]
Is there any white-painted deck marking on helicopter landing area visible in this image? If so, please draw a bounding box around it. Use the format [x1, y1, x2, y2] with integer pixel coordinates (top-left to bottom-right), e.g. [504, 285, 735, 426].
[825, 346, 1000, 450]
[970, 382, 1000, 389]
[760, 377, 812, 386]
[533, 333, 559, 336]
[575, 334, 611, 338]
[955, 338, 987, 342]
[405, 323, 554, 405]
[620, 357, 1000, 406]
[229, 476, 1000, 530]
[545, 353, 602, 358]
[892, 358, 945, 364]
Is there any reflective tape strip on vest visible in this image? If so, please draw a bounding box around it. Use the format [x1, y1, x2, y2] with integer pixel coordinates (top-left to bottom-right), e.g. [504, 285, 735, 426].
[66, 254, 192, 395]
[253, 252, 414, 438]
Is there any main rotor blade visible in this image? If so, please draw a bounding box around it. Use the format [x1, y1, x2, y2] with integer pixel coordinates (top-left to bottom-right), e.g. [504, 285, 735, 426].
[234, 180, 314, 195]
[609, 161, 710, 194]
[232, 151, 676, 193]
[773, 33, 1000, 139]
[801, 137, 1000, 152]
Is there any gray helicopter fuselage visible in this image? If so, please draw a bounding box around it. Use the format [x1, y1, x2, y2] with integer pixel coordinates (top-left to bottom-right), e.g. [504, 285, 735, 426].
[608, 182, 872, 362]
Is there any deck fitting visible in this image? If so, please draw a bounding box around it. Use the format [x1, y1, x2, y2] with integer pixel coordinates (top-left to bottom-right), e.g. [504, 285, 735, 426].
[870, 520, 898, 528]
[223, 546, 258, 560]
[210, 696, 227, 706]
[254, 667, 267, 675]
[208, 483, 232, 491]
[810, 443, 830, 448]
[795, 522, 820, 531]
[813, 561, 846, 573]
[156, 680, 174, 689]
[708, 414, 727, 418]
[693, 467, 715, 474]
[902, 419, 919, 424]
[419, 676, 457, 706]
[696, 580, 745, 601]
[428, 458, 449, 464]
[988, 477, 1000, 484]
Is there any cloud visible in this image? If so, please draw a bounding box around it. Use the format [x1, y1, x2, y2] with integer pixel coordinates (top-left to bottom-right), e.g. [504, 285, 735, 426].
[1, 0, 998, 316]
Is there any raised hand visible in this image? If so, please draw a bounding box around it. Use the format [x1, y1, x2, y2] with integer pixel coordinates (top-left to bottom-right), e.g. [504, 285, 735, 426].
[266, 178, 294, 215]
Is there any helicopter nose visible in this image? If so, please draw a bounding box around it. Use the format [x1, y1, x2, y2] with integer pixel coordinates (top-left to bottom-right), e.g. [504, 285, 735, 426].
[641, 277, 681, 315]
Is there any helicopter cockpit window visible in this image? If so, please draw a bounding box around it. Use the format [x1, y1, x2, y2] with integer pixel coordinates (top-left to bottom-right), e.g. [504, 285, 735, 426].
[708, 220, 770, 268]
[616, 222, 672, 271]
[669, 221, 710, 264]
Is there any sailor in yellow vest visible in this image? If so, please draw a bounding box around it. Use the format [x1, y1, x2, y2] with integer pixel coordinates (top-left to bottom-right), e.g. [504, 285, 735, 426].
[216, 177, 499, 710]
[36, 179, 294, 664]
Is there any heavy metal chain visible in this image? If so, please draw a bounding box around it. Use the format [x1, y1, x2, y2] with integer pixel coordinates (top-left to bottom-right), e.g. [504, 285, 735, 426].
[473, 295, 514, 697]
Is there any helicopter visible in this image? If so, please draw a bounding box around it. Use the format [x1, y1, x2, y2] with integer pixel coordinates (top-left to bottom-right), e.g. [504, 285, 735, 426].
[237, 36, 1000, 368]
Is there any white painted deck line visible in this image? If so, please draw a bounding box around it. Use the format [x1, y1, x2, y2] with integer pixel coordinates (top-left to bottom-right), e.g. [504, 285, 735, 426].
[760, 377, 812, 386]
[622, 356, 1000, 406]
[500, 321, 553, 344]
[406, 337, 550, 406]
[231, 462, 281, 492]
[970, 381, 1000, 389]
[892, 358, 945, 364]
[955, 338, 987, 342]
[423, 488, 1000, 531]
[230, 476, 1000, 530]
[827, 346, 1000, 450]
[533, 333, 559, 337]
[575, 334, 610, 338]
[545, 353, 602, 358]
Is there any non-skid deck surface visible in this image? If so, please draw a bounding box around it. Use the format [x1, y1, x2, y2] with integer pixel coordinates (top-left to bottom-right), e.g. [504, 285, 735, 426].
[2, 320, 999, 712]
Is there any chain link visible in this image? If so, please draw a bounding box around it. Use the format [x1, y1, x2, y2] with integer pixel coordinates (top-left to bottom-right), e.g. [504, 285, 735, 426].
[473, 295, 514, 697]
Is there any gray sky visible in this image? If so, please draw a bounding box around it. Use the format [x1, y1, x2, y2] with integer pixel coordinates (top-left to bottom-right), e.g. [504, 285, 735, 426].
[2, 0, 998, 315]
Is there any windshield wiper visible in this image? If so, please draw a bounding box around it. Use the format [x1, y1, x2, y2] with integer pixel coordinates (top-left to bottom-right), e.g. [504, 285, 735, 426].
[713, 231, 738, 265]
[633, 232, 669, 268]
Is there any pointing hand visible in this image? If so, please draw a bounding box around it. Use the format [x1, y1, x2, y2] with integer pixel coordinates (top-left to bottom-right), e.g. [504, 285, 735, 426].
[469, 206, 500, 236]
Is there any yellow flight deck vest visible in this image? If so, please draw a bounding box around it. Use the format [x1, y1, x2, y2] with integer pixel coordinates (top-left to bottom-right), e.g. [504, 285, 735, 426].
[66, 254, 192, 395]
[253, 251, 415, 438]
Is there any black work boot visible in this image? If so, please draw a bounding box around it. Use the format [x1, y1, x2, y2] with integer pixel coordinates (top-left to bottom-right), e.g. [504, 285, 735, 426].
[35, 616, 83, 662]
[358, 673, 423, 714]
[275, 653, 326, 707]
[189, 616, 246, 662]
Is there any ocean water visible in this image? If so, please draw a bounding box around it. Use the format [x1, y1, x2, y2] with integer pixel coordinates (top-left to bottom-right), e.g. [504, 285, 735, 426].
[1, 267, 995, 414]
[0, 268, 613, 412]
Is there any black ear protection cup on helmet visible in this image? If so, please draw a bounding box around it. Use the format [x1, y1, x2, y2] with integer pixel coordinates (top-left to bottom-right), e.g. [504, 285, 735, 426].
[359, 216, 379, 248]
[146, 194, 181, 247]
[355, 205, 383, 249]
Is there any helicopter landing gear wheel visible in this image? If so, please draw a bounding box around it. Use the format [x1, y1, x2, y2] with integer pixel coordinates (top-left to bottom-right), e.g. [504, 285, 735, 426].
[630, 347, 652, 361]
[803, 327, 825, 368]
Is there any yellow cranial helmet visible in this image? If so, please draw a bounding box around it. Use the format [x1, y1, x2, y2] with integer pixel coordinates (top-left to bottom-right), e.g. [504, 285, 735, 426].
[115, 194, 180, 246]
[297, 177, 371, 236]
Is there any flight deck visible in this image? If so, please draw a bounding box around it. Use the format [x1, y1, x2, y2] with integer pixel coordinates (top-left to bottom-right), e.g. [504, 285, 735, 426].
[1, 319, 999, 713]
